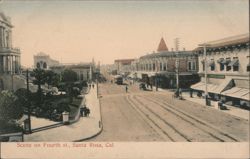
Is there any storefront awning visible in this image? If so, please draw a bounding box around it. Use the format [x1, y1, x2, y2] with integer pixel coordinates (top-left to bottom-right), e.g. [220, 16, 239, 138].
[228, 59, 239, 67]
[221, 59, 231, 65]
[191, 78, 232, 94]
[217, 58, 224, 63]
[221, 87, 249, 101]
[191, 82, 221, 94]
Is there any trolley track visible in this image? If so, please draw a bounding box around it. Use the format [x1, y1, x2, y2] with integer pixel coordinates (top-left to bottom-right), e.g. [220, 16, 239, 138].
[126, 95, 192, 142]
[126, 95, 174, 141]
[138, 94, 241, 142]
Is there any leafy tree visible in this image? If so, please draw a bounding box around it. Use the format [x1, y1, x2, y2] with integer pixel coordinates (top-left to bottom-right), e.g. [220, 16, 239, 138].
[44, 70, 60, 89]
[31, 68, 46, 107]
[61, 69, 77, 83]
[31, 68, 46, 94]
[0, 90, 23, 122]
[14, 88, 30, 110]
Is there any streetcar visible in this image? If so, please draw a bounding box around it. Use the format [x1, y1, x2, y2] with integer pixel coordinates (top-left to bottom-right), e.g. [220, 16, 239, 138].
[114, 75, 123, 85]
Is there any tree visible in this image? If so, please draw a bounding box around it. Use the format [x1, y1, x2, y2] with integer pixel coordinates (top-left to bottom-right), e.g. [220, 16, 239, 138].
[61, 69, 77, 83]
[31, 68, 46, 93]
[0, 90, 23, 122]
[44, 70, 60, 89]
[14, 88, 30, 110]
[31, 68, 46, 107]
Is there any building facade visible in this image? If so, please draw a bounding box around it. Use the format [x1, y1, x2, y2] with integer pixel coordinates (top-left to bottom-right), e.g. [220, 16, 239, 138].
[34, 52, 60, 70]
[131, 38, 199, 88]
[0, 12, 21, 75]
[191, 33, 249, 108]
[50, 63, 95, 82]
[114, 59, 135, 75]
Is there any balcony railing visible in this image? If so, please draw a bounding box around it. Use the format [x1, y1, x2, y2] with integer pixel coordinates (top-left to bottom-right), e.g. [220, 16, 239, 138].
[0, 47, 21, 53]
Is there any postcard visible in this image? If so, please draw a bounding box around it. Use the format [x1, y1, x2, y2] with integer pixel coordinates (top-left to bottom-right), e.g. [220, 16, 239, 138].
[0, 0, 249, 158]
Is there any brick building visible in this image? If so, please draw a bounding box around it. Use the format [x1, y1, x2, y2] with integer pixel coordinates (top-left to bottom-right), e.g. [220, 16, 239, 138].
[131, 37, 199, 88]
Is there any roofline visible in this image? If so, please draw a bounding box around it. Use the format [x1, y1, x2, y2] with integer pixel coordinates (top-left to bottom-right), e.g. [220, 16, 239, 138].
[198, 33, 249, 48]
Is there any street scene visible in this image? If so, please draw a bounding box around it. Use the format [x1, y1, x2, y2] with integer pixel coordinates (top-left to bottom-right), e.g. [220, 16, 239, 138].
[0, 0, 249, 145]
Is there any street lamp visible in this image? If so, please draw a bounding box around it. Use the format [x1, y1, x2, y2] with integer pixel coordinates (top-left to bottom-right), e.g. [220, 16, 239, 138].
[199, 43, 211, 106]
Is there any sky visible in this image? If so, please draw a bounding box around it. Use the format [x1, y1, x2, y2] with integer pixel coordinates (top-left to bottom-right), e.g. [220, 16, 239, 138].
[0, 0, 249, 67]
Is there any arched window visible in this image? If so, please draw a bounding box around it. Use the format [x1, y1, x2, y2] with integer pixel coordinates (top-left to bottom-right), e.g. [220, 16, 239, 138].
[43, 62, 47, 69]
[37, 62, 40, 68]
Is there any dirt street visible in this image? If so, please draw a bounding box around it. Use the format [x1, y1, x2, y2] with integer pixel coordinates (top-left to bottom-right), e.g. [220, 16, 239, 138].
[90, 81, 249, 142]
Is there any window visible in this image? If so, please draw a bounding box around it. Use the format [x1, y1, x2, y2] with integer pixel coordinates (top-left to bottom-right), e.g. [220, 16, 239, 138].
[163, 63, 167, 71]
[217, 58, 224, 71]
[159, 63, 162, 71]
[153, 63, 155, 71]
[192, 62, 196, 70]
[209, 59, 215, 71]
[188, 62, 192, 71]
[226, 58, 231, 71]
[43, 62, 47, 69]
[36, 62, 40, 68]
[247, 56, 250, 72]
[188, 61, 196, 71]
[232, 57, 239, 72]
[247, 64, 250, 72]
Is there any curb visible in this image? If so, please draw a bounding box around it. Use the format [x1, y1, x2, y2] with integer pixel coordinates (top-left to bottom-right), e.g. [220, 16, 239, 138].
[73, 84, 103, 142]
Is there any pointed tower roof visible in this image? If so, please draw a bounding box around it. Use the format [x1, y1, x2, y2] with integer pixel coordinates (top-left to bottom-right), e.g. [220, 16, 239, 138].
[157, 37, 168, 52]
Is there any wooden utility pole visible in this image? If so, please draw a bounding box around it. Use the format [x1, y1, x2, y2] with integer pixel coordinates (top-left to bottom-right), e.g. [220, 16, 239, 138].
[26, 69, 32, 133]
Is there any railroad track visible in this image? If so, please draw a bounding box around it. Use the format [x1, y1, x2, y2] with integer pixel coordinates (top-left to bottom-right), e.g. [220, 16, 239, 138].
[137, 94, 241, 142]
[126, 95, 191, 142]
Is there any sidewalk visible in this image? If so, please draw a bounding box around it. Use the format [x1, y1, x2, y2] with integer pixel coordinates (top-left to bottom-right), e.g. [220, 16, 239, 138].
[24, 85, 102, 141]
[182, 92, 249, 121]
[148, 86, 249, 121]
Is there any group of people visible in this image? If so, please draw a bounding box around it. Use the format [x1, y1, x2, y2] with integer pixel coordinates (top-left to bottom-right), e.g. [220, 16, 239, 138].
[88, 83, 95, 89]
[80, 106, 90, 117]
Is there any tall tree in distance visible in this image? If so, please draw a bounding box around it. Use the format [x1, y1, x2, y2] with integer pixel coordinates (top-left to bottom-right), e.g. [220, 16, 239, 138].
[45, 70, 60, 89]
[61, 69, 78, 83]
[31, 68, 46, 106]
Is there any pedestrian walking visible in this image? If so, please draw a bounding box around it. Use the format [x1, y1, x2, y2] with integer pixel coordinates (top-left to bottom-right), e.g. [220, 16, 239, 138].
[125, 85, 128, 93]
[190, 89, 193, 98]
[92, 84, 94, 88]
[179, 88, 182, 96]
[89, 84, 91, 89]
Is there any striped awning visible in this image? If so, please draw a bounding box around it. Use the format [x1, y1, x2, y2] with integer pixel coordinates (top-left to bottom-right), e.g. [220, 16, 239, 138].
[191, 78, 232, 94]
[221, 87, 249, 101]
[228, 59, 239, 67]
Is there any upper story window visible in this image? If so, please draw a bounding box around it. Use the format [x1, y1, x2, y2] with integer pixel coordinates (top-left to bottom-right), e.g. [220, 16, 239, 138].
[225, 58, 231, 71]
[217, 58, 224, 71]
[188, 61, 196, 71]
[43, 62, 47, 69]
[159, 62, 162, 71]
[163, 63, 167, 71]
[36, 62, 40, 69]
[247, 56, 250, 72]
[228, 57, 239, 72]
[153, 63, 156, 71]
[209, 59, 215, 71]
